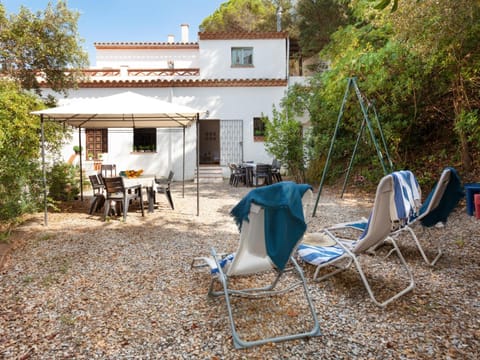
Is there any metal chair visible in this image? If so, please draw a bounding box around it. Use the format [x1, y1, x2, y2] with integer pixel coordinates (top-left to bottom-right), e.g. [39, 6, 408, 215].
[103, 176, 144, 221]
[155, 171, 174, 210]
[192, 183, 320, 348]
[88, 174, 105, 214]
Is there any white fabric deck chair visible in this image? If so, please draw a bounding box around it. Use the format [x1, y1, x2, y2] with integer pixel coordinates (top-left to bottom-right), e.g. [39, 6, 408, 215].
[191, 182, 320, 349]
[298, 174, 415, 308]
[387, 167, 464, 266]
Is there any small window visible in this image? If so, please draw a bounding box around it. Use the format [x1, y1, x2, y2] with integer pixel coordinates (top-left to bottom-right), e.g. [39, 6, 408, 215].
[253, 117, 266, 140]
[231, 47, 253, 67]
[133, 128, 156, 152]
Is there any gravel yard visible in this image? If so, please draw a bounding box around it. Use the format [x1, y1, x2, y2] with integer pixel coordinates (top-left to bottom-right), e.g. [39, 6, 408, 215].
[0, 181, 479, 359]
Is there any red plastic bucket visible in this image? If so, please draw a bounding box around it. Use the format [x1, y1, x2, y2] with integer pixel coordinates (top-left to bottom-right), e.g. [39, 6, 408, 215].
[475, 194, 480, 220]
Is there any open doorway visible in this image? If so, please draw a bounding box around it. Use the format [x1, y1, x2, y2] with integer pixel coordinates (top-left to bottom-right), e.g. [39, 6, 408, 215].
[199, 119, 220, 165]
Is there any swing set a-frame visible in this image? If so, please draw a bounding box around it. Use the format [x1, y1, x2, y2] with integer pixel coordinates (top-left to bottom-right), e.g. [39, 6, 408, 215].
[312, 77, 394, 217]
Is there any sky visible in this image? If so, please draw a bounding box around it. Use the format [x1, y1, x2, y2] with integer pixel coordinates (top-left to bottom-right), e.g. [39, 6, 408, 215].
[3, 0, 227, 66]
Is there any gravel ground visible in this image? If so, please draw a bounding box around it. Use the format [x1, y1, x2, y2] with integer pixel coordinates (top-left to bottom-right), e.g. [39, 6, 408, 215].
[0, 180, 479, 359]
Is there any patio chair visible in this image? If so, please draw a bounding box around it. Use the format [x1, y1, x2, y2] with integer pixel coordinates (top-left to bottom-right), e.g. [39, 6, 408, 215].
[103, 176, 144, 221]
[298, 173, 415, 308]
[385, 167, 464, 266]
[155, 170, 174, 210]
[88, 174, 105, 214]
[230, 163, 246, 187]
[101, 164, 116, 177]
[228, 163, 235, 185]
[253, 163, 272, 187]
[191, 182, 321, 349]
[271, 159, 282, 183]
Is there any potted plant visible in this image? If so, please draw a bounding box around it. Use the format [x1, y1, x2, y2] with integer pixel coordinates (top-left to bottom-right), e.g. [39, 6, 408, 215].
[254, 130, 265, 142]
[87, 152, 94, 160]
[73, 145, 82, 154]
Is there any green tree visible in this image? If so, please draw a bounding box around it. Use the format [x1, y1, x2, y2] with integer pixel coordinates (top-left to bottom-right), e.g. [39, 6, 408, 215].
[296, 0, 351, 57]
[0, 0, 83, 224]
[277, 0, 479, 185]
[264, 91, 307, 183]
[0, 81, 42, 220]
[200, 0, 295, 33]
[390, 0, 480, 170]
[0, 1, 88, 94]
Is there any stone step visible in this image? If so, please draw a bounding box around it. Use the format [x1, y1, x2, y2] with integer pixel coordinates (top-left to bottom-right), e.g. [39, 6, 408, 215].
[194, 166, 224, 183]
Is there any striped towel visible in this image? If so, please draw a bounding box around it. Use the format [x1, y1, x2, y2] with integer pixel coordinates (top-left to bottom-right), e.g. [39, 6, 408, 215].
[297, 243, 345, 266]
[201, 253, 235, 275]
[391, 171, 421, 223]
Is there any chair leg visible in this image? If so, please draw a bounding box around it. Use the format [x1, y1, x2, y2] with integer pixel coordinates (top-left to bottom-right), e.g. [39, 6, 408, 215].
[139, 195, 145, 217]
[103, 200, 111, 221]
[122, 198, 129, 222]
[165, 189, 174, 210]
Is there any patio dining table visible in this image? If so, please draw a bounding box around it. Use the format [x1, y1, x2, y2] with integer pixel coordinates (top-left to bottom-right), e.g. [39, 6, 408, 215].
[240, 163, 273, 187]
[123, 175, 156, 213]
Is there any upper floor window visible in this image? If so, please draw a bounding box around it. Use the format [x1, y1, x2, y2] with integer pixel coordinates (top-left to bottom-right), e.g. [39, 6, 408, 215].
[133, 128, 156, 152]
[231, 47, 253, 67]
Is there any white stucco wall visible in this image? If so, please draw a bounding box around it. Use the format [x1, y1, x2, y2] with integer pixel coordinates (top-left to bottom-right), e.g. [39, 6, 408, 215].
[45, 84, 285, 180]
[199, 38, 287, 80]
[95, 48, 199, 69]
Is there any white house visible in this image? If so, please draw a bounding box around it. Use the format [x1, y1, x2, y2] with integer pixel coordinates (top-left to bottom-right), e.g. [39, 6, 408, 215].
[42, 25, 307, 180]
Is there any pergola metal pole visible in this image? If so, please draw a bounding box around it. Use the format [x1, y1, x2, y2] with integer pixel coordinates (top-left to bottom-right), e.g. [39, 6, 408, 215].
[78, 127, 84, 201]
[182, 126, 185, 198]
[41, 115, 48, 226]
[196, 114, 200, 216]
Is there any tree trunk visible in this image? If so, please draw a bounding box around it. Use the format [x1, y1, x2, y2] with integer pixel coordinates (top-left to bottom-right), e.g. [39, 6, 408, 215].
[453, 74, 473, 171]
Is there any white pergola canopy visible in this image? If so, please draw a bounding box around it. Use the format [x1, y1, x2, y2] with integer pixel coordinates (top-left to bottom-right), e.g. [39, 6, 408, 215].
[32, 91, 201, 225]
[32, 91, 200, 128]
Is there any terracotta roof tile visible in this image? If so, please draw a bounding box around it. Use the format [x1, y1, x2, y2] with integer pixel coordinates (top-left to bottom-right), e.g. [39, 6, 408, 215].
[198, 31, 288, 40]
[94, 42, 199, 50]
[39, 78, 287, 88]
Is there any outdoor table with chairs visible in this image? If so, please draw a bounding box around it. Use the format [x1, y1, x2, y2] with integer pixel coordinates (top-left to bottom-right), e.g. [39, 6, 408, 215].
[229, 160, 282, 187]
[88, 170, 175, 221]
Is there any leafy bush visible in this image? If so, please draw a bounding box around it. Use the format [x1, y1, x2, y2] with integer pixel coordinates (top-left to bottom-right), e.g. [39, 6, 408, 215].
[47, 163, 80, 201]
[0, 81, 71, 223]
[265, 108, 306, 183]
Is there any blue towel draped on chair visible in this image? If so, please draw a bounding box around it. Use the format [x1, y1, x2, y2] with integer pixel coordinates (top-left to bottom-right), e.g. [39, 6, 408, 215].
[419, 167, 464, 227]
[230, 181, 312, 271]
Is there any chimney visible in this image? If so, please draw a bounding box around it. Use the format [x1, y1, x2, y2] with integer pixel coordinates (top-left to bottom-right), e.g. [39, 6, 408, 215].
[167, 34, 174, 43]
[181, 24, 189, 43]
[276, 6, 282, 32]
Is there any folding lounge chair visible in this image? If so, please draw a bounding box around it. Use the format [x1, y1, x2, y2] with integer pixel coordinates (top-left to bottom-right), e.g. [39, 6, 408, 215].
[191, 182, 321, 349]
[387, 167, 464, 266]
[298, 174, 415, 308]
